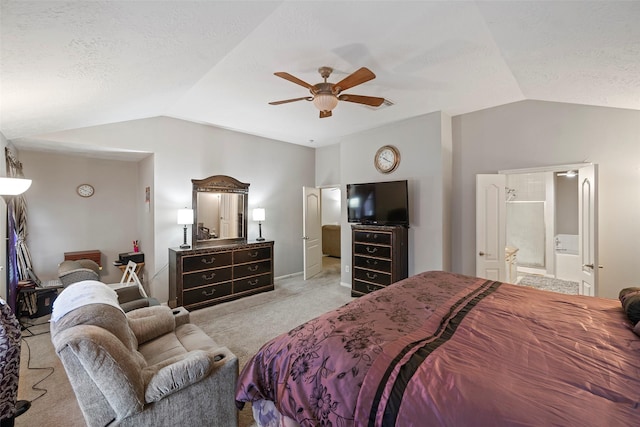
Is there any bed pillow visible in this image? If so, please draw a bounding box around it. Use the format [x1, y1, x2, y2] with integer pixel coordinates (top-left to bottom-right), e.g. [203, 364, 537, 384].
[618, 287, 640, 325]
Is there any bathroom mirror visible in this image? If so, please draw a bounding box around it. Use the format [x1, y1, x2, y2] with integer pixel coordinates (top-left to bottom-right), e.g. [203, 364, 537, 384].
[192, 175, 249, 246]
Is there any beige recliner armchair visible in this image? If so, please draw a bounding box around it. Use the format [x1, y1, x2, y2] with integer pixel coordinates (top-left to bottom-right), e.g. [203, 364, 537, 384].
[57, 259, 101, 286]
[50, 281, 238, 427]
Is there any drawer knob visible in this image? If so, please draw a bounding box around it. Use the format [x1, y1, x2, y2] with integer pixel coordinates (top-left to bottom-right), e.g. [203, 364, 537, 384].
[202, 288, 215, 296]
[248, 265, 259, 272]
[201, 256, 216, 264]
[366, 272, 378, 280]
[366, 247, 378, 254]
[202, 272, 216, 280]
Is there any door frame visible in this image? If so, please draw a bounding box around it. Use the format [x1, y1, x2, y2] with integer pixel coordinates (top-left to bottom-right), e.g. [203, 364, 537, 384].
[476, 174, 507, 281]
[578, 164, 598, 296]
[302, 185, 342, 280]
[479, 163, 598, 293]
[303, 187, 322, 280]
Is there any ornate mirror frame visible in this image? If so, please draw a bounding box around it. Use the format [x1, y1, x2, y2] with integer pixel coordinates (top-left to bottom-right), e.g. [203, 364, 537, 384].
[192, 175, 249, 246]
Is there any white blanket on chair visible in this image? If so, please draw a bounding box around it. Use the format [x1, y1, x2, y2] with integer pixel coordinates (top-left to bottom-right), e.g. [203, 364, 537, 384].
[51, 280, 124, 322]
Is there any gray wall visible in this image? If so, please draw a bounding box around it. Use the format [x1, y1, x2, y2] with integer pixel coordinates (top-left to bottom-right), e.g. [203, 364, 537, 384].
[321, 187, 341, 225]
[11, 99, 639, 302]
[19, 151, 141, 284]
[17, 117, 315, 303]
[317, 112, 452, 285]
[316, 143, 340, 187]
[452, 100, 640, 298]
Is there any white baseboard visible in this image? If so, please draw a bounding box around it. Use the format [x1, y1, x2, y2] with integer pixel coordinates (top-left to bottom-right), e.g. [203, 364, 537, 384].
[275, 271, 303, 281]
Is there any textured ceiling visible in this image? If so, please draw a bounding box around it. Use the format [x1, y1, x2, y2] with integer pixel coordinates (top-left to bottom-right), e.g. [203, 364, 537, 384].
[1, 1, 639, 154]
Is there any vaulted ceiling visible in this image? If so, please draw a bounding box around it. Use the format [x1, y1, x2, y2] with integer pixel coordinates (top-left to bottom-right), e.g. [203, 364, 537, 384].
[2, 1, 639, 152]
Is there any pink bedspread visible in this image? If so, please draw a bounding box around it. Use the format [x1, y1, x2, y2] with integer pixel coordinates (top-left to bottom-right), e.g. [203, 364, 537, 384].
[235, 271, 640, 426]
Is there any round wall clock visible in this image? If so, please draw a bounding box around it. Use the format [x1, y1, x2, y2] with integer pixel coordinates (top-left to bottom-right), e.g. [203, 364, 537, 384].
[374, 145, 400, 174]
[77, 183, 95, 198]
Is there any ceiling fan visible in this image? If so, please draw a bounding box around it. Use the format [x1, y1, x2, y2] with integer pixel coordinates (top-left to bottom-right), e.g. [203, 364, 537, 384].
[269, 66, 385, 118]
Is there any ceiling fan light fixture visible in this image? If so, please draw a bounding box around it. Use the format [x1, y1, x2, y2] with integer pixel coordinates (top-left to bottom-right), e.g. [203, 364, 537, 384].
[558, 170, 578, 178]
[270, 66, 384, 117]
[313, 93, 338, 112]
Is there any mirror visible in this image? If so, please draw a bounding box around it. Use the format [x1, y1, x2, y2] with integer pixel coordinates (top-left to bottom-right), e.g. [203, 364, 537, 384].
[192, 175, 249, 246]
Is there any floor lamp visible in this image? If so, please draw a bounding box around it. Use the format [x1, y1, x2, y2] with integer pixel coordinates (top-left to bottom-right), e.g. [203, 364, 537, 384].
[0, 177, 32, 196]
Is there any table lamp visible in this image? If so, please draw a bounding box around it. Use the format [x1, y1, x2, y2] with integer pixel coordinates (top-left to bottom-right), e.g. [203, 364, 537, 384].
[253, 208, 265, 241]
[177, 208, 194, 249]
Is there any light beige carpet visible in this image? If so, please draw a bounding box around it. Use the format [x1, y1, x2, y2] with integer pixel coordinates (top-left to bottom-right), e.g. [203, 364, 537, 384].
[16, 256, 351, 427]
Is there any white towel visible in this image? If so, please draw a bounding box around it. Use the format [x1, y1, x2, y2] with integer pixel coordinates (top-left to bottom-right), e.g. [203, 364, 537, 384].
[51, 280, 124, 322]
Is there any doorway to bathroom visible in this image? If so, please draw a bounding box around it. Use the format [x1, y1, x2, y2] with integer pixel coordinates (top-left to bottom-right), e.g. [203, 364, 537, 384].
[505, 170, 580, 293]
[476, 163, 598, 296]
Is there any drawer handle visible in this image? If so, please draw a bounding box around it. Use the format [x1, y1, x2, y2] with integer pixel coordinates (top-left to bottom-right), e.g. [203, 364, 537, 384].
[202, 272, 216, 280]
[247, 265, 259, 272]
[366, 247, 378, 254]
[247, 251, 259, 258]
[366, 259, 378, 265]
[367, 285, 378, 292]
[202, 289, 216, 296]
[366, 272, 378, 280]
[247, 279, 259, 286]
[201, 256, 216, 264]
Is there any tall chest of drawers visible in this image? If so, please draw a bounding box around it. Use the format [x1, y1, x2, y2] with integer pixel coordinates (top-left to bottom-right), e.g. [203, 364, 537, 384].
[351, 225, 408, 297]
[169, 240, 274, 310]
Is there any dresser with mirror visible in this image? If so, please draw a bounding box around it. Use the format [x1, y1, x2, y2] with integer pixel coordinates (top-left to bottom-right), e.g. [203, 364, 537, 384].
[169, 175, 274, 310]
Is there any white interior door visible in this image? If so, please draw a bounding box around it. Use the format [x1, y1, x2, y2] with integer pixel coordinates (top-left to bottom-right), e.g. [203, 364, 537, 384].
[476, 174, 506, 281]
[578, 165, 598, 296]
[219, 194, 238, 238]
[303, 187, 322, 280]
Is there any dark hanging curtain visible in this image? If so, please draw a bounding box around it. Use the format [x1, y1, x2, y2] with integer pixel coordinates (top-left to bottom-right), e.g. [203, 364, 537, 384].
[5, 148, 34, 313]
[6, 204, 19, 312]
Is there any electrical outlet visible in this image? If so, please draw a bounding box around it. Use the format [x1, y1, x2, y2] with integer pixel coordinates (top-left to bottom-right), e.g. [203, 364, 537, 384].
[345, 265, 350, 273]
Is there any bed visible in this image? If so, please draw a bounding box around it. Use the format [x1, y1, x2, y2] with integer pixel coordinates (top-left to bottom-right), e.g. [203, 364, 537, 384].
[235, 271, 640, 426]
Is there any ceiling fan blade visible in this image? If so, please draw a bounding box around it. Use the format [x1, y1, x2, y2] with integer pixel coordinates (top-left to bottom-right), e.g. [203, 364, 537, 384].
[320, 110, 332, 119]
[269, 96, 312, 105]
[333, 67, 376, 93]
[273, 72, 315, 90]
[338, 94, 385, 107]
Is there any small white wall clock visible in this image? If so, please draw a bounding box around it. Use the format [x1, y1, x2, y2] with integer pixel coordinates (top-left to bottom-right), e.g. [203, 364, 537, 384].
[77, 183, 95, 198]
[374, 145, 400, 174]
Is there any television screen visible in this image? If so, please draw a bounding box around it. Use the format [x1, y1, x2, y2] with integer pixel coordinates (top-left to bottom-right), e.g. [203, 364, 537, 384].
[347, 180, 409, 226]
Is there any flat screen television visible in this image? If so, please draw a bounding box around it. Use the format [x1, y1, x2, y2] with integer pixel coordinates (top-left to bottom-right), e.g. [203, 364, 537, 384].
[346, 180, 409, 226]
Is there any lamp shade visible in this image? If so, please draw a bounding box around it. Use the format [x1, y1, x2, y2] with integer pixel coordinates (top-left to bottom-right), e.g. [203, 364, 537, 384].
[177, 208, 194, 225]
[252, 208, 265, 222]
[313, 93, 338, 112]
[0, 177, 32, 195]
